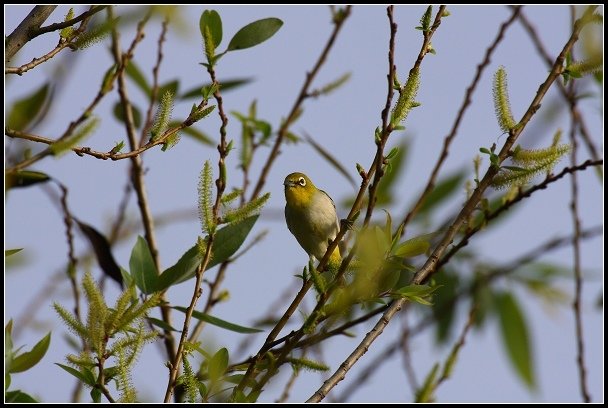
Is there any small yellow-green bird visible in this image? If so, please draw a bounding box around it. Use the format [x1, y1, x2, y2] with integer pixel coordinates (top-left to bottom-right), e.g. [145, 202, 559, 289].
[284, 172, 342, 269]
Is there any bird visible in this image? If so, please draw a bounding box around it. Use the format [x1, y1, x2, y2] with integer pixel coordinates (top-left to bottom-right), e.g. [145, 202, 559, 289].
[284, 172, 342, 270]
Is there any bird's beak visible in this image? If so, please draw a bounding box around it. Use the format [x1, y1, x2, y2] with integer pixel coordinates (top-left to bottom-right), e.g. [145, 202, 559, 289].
[284, 180, 294, 187]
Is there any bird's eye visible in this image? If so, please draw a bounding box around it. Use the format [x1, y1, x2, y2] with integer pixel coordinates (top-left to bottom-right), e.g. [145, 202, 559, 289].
[298, 177, 306, 186]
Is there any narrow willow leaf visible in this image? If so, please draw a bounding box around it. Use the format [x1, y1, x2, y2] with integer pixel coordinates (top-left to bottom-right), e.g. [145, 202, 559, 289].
[415, 363, 439, 402]
[174, 307, 262, 333]
[226, 18, 283, 52]
[181, 78, 252, 100]
[208, 347, 229, 382]
[76, 220, 123, 286]
[125, 60, 151, 97]
[496, 292, 535, 389]
[129, 236, 159, 294]
[7, 83, 50, 131]
[5, 248, 23, 257]
[147, 317, 178, 332]
[50, 117, 99, 157]
[9, 333, 51, 373]
[416, 170, 467, 215]
[159, 216, 259, 288]
[171, 121, 213, 146]
[55, 363, 96, 387]
[493, 66, 517, 132]
[305, 132, 356, 188]
[5, 391, 38, 403]
[113, 101, 142, 129]
[5, 170, 50, 190]
[157, 80, 180, 102]
[222, 192, 270, 224]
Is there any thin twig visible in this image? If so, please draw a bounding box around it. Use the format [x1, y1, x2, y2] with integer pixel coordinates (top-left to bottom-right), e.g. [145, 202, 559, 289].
[514, 7, 602, 167]
[6, 5, 103, 75]
[165, 45, 232, 402]
[306, 8, 596, 402]
[439, 159, 603, 268]
[249, 6, 352, 201]
[163, 253, 213, 402]
[400, 5, 521, 233]
[6, 40, 73, 75]
[567, 82, 591, 403]
[400, 319, 419, 395]
[141, 17, 170, 146]
[34, 5, 108, 37]
[108, 6, 178, 372]
[5, 5, 57, 63]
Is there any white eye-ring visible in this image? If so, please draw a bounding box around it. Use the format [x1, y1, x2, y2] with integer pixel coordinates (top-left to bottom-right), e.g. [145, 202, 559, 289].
[298, 177, 306, 186]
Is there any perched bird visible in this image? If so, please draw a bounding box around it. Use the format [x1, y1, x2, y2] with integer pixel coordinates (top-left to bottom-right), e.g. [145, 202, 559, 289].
[284, 172, 342, 270]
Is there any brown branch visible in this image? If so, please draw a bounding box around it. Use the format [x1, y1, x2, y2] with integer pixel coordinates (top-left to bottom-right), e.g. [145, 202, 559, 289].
[567, 81, 591, 402]
[5, 5, 57, 63]
[141, 17, 170, 146]
[400, 6, 521, 232]
[438, 159, 603, 268]
[108, 6, 178, 373]
[515, 8, 602, 168]
[306, 7, 597, 402]
[163, 250, 213, 402]
[6, 5, 103, 75]
[248, 6, 352, 201]
[6, 40, 73, 75]
[240, 6, 448, 398]
[33, 5, 108, 37]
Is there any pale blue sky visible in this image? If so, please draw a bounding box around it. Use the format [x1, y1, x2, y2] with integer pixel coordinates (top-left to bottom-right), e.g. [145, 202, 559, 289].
[5, 5, 603, 402]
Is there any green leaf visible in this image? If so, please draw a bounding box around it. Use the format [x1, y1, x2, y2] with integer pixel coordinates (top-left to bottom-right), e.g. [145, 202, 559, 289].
[417, 170, 467, 215]
[5, 170, 51, 190]
[76, 220, 123, 286]
[208, 347, 229, 382]
[200, 10, 223, 49]
[392, 284, 439, 306]
[5, 249, 23, 257]
[7, 83, 51, 131]
[181, 78, 253, 100]
[147, 317, 179, 332]
[305, 132, 356, 188]
[496, 292, 535, 389]
[432, 269, 459, 344]
[113, 101, 142, 128]
[226, 18, 283, 52]
[125, 60, 151, 97]
[157, 80, 180, 102]
[90, 387, 102, 403]
[415, 363, 439, 402]
[393, 238, 429, 258]
[157, 244, 205, 291]
[169, 121, 213, 146]
[158, 215, 259, 289]
[173, 306, 262, 333]
[129, 236, 159, 294]
[9, 332, 51, 373]
[5, 390, 38, 403]
[55, 363, 96, 387]
[376, 141, 409, 206]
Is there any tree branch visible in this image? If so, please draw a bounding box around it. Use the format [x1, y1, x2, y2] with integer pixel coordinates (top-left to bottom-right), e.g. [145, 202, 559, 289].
[248, 6, 352, 201]
[5, 5, 57, 63]
[400, 5, 521, 232]
[306, 7, 597, 402]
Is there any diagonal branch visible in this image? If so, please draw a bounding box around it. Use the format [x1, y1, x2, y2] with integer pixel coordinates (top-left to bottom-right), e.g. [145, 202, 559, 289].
[248, 6, 352, 201]
[306, 7, 597, 402]
[5, 5, 57, 63]
[400, 5, 522, 233]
